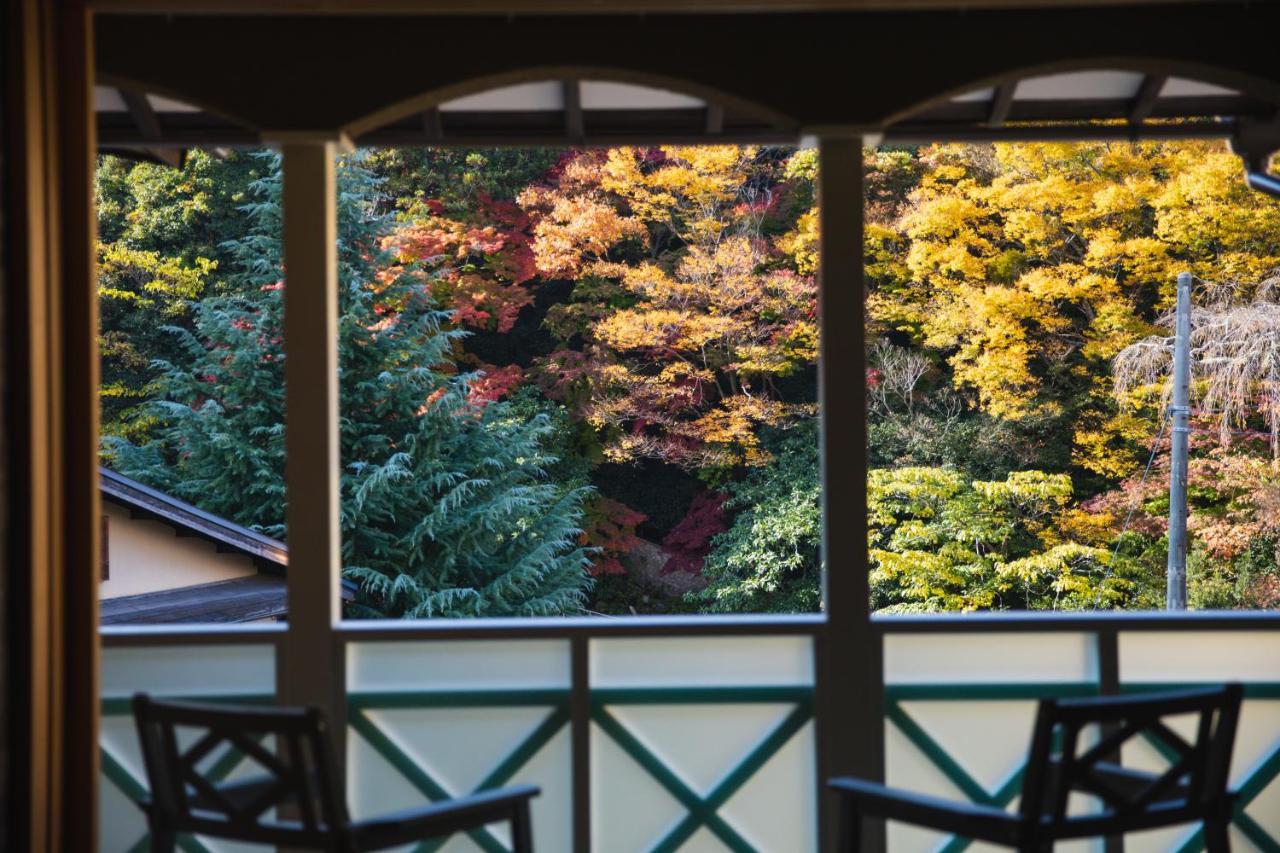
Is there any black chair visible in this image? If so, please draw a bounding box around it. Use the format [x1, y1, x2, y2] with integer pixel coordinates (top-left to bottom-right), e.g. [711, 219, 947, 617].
[132, 693, 539, 852]
[830, 684, 1243, 852]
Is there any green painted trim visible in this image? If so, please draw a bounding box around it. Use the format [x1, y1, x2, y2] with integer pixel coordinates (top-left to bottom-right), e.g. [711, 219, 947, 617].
[412, 707, 570, 853]
[885, 683, 1098, 702]
[1237, 811, 1280, 853]
[591, 686, 812, 706]
[591, 704, 756, 853]
[100, 746, 218, 853]
[354, 686, 815, 853]
[1172, 825, 1204, 853]
[934, 761, 1028, 853]
[348, 689, 571, 710]
[476, 705, 571, 792]
[886, 703, 992, 805]
[649, 701, 813, 853]
[348, 706, 512, 853]
[1120, 682, 1280, 700]
[101, 746, 150, 804]
[1139, 729, 1183, 765]
[177, 834, 215, 853]
[1232, 742, 1280, 804]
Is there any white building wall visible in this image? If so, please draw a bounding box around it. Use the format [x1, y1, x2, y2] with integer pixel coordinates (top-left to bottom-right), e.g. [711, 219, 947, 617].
[98, 502, 258, 599]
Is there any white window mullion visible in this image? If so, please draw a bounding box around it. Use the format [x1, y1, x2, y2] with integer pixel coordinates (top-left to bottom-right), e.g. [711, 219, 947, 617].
[279, 142, 345, 751]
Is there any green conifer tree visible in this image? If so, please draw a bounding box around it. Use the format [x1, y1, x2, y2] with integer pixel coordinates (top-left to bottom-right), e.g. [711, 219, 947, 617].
[106, 153, 593, 618]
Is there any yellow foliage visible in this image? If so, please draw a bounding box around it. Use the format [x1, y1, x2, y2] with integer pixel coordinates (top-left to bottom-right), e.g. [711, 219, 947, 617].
[891, 139, 1280, 472]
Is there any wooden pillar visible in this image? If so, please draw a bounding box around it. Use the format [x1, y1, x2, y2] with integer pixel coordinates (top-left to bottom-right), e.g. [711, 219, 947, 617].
[813, 136, 884, 853]
[2, 0, 100, 849]
[278, 143, 346, 756]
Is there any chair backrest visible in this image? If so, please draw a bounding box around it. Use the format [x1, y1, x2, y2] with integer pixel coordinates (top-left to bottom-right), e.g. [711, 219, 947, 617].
[1018, 684, 1243, 835]
[133, 693, 350, 847]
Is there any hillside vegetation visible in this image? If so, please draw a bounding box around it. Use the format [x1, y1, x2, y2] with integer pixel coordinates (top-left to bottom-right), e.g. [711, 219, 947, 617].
[97, 141, 1280, 615]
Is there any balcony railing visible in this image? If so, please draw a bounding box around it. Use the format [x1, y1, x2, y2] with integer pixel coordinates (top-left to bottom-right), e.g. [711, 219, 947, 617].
[99, 613, 1280, 852]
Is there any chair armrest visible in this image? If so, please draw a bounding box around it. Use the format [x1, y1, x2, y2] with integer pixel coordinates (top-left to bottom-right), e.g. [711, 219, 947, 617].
[828, 777, 1021, 845]
[349, 784, 540, 851]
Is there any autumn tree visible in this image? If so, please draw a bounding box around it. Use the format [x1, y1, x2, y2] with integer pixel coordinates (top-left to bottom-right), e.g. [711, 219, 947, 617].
[96, 150, 271, 438]
[869, 466, 1155, 612]
[694, 421, 821, 613]
[1114, 272, 1280, 458]
[874, 141, 1280, 480]
[521, 146, 818, 475]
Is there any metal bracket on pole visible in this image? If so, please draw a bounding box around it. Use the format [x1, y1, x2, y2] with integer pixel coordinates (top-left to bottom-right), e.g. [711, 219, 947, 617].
[1231, 116, 1280, 197]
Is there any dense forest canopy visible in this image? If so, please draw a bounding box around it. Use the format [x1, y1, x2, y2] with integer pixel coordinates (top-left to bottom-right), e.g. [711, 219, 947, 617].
[97, 140, 1280, 616]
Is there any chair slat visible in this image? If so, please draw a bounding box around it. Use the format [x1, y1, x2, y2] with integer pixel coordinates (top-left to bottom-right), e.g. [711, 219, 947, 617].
[830, 683, 1243, 852]
[131, 692, 540, 852]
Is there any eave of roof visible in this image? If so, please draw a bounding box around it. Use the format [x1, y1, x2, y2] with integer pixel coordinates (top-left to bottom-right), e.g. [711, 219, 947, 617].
[99, 466, 288, 569]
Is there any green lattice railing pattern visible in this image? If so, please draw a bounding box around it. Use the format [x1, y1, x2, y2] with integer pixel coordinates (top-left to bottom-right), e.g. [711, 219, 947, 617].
[101, 681, 1280, 853]
[349, 685, 814, 853]
[100, 686, 814, 853]
[886, 681, 1280, 853]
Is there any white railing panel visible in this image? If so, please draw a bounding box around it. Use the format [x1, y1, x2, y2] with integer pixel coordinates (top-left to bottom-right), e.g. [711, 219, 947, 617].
[347, 638, 570, 691]
[590, 635, 813, 687]
[884, 632, 1096, 684]
[717, 718, 818, 852]
[345, 639, 572, 853]
[885, 630, 1100, 853]
[591, 636, 816, 852]
[1121, 631, 1280, 683]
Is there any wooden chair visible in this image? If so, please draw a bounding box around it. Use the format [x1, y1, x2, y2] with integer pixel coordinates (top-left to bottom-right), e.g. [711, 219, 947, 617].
[132, 693, 539, 852]
[830, 684, 1243, 852]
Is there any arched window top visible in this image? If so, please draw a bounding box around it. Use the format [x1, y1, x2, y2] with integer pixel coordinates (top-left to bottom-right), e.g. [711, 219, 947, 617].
[883, 68, 1276, 145]
[94, 74, 797, 158]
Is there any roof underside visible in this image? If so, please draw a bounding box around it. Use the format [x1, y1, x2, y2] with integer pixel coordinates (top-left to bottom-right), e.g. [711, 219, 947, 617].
[96, 68, 1278, 157]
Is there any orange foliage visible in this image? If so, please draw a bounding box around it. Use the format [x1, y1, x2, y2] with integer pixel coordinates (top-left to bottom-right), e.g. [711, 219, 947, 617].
[520, 146, 816, 470]
[381, 192, 536, 333]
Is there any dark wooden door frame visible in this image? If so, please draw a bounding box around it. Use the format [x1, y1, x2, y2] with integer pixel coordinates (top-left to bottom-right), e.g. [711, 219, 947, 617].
[2, 0, 100, 850]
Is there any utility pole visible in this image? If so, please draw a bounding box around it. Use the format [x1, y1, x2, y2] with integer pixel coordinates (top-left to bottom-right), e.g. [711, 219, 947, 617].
[1167, 272, 1193, 610]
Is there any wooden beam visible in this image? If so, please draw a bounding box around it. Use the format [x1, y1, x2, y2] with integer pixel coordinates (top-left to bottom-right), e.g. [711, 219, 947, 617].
[987, 81, 1016, 127]
[421, 106, 443, 141]
[118, 87, 161, 138]
[883, 118, 1231, 144]
[562, 79, 584, 142]
[814, 136, 882, 853]
[705, 103, 725, 135]
[279, 142, 345, 759]
[84, 0, 1217, 12]
[94, 9, 1280, 141]
[118, 86, 181, 167]
[1129, 73, 1168, 124]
